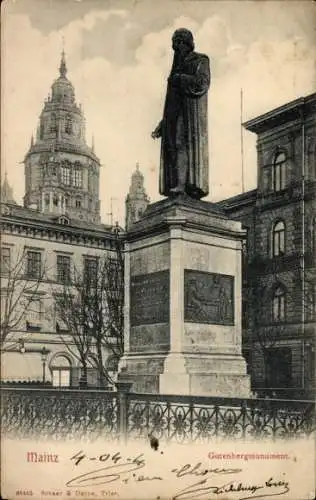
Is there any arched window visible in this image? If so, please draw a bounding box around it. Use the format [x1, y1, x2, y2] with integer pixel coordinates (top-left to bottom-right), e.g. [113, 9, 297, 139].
[58, 216, 69, 225]
[272, 152, 286, 191]
[65, 115, 73, 135]
[272, 286, 286, 322]
[50, 113, 57, 134]
[50, 355, 71, 387]
[271, 220, 285, 257]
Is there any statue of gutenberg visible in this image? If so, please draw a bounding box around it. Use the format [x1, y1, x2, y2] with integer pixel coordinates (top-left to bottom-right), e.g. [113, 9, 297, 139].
[152, 28, 210, 199]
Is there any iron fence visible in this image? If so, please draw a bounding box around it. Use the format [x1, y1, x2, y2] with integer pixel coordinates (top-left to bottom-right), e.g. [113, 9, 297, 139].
[1, 385, 315, 443]
[127, 393, 315, 443]
[1, 387, 118, 442]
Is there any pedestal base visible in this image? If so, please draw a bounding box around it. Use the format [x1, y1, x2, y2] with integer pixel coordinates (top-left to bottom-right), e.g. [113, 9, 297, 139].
[160, 353, 251, 397]
[118, 354, 166, 393]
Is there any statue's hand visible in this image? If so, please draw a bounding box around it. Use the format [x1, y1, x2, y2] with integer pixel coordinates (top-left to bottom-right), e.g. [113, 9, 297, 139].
[151, 122, 162, 139]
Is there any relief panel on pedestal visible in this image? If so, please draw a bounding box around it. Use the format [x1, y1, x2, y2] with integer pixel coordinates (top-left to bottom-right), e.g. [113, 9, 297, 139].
[184, 270, 234, 325]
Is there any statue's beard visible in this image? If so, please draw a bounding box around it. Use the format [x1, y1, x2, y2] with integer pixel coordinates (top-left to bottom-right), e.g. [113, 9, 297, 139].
[171, 50, 185, 72]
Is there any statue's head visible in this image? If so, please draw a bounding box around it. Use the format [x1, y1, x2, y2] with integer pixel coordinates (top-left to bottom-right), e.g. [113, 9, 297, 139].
[172, 28, 194, 54]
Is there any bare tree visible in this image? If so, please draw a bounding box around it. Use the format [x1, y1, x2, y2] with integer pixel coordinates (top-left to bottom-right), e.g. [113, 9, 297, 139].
[88, 242, 124, 386]
[54, 278, 96, 387]
[1, 247, 46, 351]
[53, 228, 124, 387]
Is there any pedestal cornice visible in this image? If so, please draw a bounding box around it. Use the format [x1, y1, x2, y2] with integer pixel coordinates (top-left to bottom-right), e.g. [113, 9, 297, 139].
[126, 195, 246, 242]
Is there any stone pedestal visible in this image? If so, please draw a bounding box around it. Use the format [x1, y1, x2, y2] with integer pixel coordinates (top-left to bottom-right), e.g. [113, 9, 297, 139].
[118, 195, 250, 397]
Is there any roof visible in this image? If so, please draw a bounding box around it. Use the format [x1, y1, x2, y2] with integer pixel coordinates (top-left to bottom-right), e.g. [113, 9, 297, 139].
[215, 189, 257, 211]
[243, 92, 316, 134]
[0, 202, 124, 236]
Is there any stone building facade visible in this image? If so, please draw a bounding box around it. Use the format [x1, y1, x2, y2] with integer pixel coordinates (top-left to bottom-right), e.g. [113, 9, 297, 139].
[1, 53, 118, 387]
[217, 93, 316, 399]
[1, 203, 120, 387]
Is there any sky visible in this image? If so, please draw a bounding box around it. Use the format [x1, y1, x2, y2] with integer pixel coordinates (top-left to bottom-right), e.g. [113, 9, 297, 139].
[2, 0, 315, 225]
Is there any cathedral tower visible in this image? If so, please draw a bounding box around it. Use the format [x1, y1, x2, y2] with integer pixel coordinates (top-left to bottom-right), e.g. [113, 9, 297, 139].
[125, 163, 149, 230]
[23, 51, 101, 223]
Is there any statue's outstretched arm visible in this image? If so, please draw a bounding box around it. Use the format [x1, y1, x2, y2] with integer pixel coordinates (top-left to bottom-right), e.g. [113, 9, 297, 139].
[151, 120, 163, 139]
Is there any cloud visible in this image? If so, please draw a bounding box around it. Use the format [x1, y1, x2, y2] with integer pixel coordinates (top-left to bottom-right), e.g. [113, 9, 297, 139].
[2, 8, 315, 224]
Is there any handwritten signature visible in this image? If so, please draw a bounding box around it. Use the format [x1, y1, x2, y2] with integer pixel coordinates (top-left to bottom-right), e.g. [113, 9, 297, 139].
[66, 450, 290, 499]
[172, 477, 290, 500]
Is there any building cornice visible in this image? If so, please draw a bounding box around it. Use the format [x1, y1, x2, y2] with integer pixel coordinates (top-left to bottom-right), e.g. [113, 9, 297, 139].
[24, 141, 100, 164]
[1, 212, 125, 250]
[215, 189, 258, 213]
[243, 93, 316, 134]
[127, 198, 245, 243]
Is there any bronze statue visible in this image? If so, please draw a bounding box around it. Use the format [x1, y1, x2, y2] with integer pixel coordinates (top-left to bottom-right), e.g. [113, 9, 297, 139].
[152, 28, 210, 199]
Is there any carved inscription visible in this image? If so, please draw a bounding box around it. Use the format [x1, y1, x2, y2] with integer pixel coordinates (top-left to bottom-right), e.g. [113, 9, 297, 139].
[130, 324, 170, 352]
[184, 270, 234, 325]
[130, 270, 169, 326]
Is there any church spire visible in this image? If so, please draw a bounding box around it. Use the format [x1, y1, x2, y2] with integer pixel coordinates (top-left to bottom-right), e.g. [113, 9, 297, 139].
[59, 39, 67, 78]
[1, 170, 16, 204]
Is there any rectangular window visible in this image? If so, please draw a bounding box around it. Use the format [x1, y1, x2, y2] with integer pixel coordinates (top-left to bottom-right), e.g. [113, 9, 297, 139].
[73, 170, 82, 187]
[84, 257, 98, 285]
[61, 167, 71, 185]
[26, 297, 42, 327]
[52, 369, 70, 387]
[56, 255, 71, 283]
[265, 348, 292, 388]
[1, 247, 11, 275]
[26, 251, 41, 279]
[272, 222, 285, 257]
[54, 298, 69, 332]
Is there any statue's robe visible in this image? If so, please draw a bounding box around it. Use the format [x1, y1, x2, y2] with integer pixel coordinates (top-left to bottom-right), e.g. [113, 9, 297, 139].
[159, 51, 211, 199]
